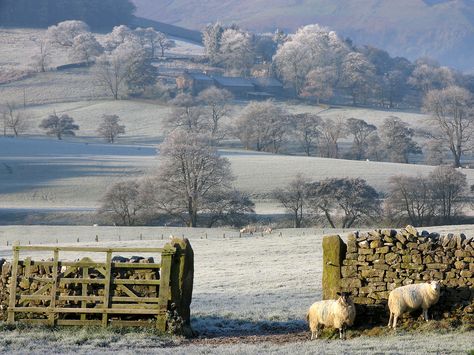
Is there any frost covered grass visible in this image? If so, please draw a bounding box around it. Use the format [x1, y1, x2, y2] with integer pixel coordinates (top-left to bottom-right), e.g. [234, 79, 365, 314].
[3, 137, 474, 212]
[0, 225, 472, 353]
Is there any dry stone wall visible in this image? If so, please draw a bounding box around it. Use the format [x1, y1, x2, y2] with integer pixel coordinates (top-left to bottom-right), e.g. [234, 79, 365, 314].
[324, 226, 474, 324]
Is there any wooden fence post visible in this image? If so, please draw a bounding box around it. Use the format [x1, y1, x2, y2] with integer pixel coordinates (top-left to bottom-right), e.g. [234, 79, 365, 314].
[7, 247, 19, 324]
[49, 248, 59, 326]
[156, 245, 174, 331]
[322, 235, 346, 300]
[102, 251, 112, 327]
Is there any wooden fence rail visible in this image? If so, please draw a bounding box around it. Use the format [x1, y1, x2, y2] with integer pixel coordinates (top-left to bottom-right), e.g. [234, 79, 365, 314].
[6, 244, 187, 330]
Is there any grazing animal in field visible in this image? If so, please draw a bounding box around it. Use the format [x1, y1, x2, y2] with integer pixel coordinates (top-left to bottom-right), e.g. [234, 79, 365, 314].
[387, 281, 441, 329]
[307, 292, 356, 340]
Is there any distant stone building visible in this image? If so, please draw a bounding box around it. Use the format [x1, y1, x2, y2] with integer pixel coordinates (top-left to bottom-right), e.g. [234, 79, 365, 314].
[176, 71, 288, 99]
[213, 76, 256, 98]
[176, 71, 215, 95]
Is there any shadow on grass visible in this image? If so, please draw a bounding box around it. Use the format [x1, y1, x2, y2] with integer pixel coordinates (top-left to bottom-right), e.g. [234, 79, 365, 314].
[191, 316, 308, 338]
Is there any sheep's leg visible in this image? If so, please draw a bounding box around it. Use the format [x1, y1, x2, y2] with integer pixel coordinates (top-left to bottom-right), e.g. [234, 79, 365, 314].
[339, 328, 343, 340]
[311, 331, 315, 340]
[388, 312, 393, 328]
[316, 324, 322, 339]
[423, 308, 429, 321]
[393, 315, 398, 329]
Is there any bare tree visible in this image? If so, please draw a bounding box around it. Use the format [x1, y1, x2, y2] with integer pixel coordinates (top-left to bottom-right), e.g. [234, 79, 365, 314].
[95, 40, 155, 99]
[197, 87, 233, 140]
[39, 112, 79, 140]
[2, 102, 29, 137]
[273, 174, 308, 228]
[202, 189, 255, 227]
[292, 113, 322, 156]
[135, 27, 175, 58]
[97, 114, 125, 143]
[423, 85, 474, 167]
[379, 116, 421, 163]
[319, 117, 346, 158]
[153, 130, 234, 227]
[429, 165, 466, 223]
[345, 118, 377, 160]
[31, 36, 51, 72]
[306, 178, 380, 228]
[234, 100, 289, 153]
[166, 93, 207, 133]
[98, 180, 144, 226]
[387, 175, 434, 227]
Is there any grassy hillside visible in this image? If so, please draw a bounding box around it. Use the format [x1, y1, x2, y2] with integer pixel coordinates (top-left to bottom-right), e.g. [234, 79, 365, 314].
[131, 0, 474, 71]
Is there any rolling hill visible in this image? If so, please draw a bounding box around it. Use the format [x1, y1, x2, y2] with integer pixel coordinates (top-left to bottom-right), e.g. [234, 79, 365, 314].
[131, 0, 474, 72]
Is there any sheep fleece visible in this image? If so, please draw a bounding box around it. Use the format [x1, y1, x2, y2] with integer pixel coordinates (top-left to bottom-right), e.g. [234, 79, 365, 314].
[388, 283, 440, 316]
[307, 299, 356, 330]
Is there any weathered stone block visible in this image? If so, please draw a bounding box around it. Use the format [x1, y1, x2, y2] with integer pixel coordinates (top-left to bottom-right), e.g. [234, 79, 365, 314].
[426, 263, 449, 270]
[340, 278, 362, 289]
[460, 270, 472, 278]
[454, 261, 466, 270]
[361, 269, 385, 278]
[376, 246, 390, 254]
[359, 248, 374, 255]
[341, 265, 357, 278]
[370, 240, 383, 248]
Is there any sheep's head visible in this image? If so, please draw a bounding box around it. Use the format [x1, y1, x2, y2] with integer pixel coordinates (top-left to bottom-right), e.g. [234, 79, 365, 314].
[336, 291, 352, 305]
[428, 280, 441, 293]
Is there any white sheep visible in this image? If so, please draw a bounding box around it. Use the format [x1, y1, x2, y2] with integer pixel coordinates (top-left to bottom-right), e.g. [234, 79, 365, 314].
[387, 281, 441, 329]
[306, 292, 356, 340]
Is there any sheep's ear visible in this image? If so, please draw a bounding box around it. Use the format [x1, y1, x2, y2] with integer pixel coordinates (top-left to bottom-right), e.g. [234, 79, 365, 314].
[336, 292, 341, 296]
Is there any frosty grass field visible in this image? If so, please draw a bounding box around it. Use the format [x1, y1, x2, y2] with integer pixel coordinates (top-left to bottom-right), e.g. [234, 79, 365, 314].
[0, 225, 472, 354]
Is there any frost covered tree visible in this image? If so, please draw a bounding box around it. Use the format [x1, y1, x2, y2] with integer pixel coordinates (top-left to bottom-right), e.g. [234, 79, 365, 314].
[306, 178, 380, 228]
[318, 117, 346, 159]
[379, 116, 421, 163]
[31, 36, 51, 72]
[165, 93, 207, 133]
[39, 112, 79, 140]
[423, 86, 474, 167]
[273, 174, 309, 228]
[152, 130, 235, 227]
[345, 118, 377, 160]
[103, 25, 134, 52]
[97, 114, 125, 143]
[197, 87, 233, 140]
[291, 113, 322, 156]
[408, 59, 455, 93]
[218, 28, 254, 75]
[46, 20, 89, 48]
[95, 40, 156, 99]
[273, 24, 348, 95]
[301, 67, 337, 104]
[70, 33, 104, 64]
[202, 22, 224, 64]
[98, 180, 145, 226]
[234, 100, 289, 153]
[2, 102, 29, 137]
[135, 27, 175, 58]
[340, 52, 376, 105]
[387, 175, 434, 227]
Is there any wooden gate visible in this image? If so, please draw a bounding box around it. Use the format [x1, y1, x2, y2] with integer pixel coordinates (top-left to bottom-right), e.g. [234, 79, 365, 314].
[7, 245, 177, 329]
